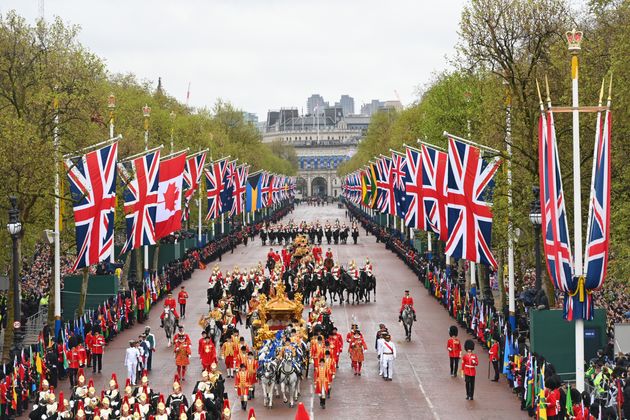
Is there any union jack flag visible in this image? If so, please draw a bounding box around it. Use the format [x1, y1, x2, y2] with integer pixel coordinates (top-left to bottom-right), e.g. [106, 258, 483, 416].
[272, 175, 282, 204]
[404, 146, 423, 229]
[584, 106, 611, 295]
[539, 111, 574, 301]
[118, 149, 160, 253]
[204, 158, 227, 220]
[65, 142, 118, 270]
[230, 164, 248, 216]
[445, 138, 500, 268]
[421, 144, 448, 241]
[375, 156, 396, 215]
[260, 172, 273, 207]
[182, 152, 206, 221]
[345, 171, 362, 204]
[390, 152, 410, 220]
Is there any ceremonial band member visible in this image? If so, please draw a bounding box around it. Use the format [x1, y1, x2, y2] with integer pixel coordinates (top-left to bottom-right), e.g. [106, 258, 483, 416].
[447, 325, 462, 377]
[462, 339, 479, 400]
[399, 290, 417, 321]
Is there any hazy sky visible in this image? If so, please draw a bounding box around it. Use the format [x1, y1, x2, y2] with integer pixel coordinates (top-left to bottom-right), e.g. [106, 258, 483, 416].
[2, 0, 467, 118]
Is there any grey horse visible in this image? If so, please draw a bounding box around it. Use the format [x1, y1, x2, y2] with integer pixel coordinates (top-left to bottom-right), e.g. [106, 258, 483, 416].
[278, 353, 300, 408]
[401, 304, 414, 342]
[260, 359, 277, 408]
[162, 307, 177, 347]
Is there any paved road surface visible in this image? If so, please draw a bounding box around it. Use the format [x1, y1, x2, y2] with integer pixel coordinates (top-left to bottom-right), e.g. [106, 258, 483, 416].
[51, 204, 528, 420]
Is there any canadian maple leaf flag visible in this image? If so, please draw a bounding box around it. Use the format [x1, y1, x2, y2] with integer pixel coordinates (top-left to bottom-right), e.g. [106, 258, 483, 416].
[155, 153, 186, 239]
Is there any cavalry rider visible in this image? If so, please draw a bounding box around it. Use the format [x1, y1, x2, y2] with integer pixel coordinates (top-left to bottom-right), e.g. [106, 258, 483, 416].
[348, 260, 360, 279]
[160, 292, 180, 327]
[325, 248, 333, 261]
[331, 263, 341, 280]
[363, 258, 373, 274]
[312, 244, 323, 263]
[399, 290, 417, 321]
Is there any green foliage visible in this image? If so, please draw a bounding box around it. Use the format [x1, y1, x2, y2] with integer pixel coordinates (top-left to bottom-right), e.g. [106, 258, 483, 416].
[0, 12, 295, 270]
[339, 0, 630, 284]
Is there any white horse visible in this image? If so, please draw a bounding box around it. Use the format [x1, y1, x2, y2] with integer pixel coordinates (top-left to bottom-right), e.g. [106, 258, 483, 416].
[162, 307, 177, 347]
[260, 360, 277, 408]
[278, 354, 300, 408]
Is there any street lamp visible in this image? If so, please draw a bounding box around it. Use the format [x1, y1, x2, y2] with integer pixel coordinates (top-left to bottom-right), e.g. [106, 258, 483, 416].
[107, 93, 116, 138]
[7, 196, 22, 350]
[143, 104, 151, 150]
[169, 110, 176, 153]
[529, 187, 542, 291]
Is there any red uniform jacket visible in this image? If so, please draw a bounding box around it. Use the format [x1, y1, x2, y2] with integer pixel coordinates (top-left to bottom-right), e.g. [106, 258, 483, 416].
[137, 294, 145, 311]
[85, 332, 94, 354]
[462, 353, 479, 376]
[67, 345, 87, 369]
[92, 334, 105, 355]
[400, 296, 414, 311]
[164, 297, 177, 310]
[447, 337, 461, 358]
[488, 342, 499, 362]
[178, 290, 188, 305]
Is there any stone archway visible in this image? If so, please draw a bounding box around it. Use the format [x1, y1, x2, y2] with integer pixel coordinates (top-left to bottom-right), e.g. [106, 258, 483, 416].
[311, 176, 328, 197]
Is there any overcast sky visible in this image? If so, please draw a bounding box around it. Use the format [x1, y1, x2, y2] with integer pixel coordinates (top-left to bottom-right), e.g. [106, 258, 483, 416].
[2, 0, 467, 118]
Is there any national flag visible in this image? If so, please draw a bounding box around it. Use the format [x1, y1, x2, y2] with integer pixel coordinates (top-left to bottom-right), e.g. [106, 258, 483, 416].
[155, 152, 186, 238]
[582, 105, 611, 320]
[182, 152, 207, 221]
[445, 137, 501, 268]
[220, 160, 236, 215]
[118, 149, 160, 253]
[403, 146, 423, 229]
[391, 151, 410, 220]
[65, 142, 118, 270]
[538, 110, 576, 319]
[246, 171, 263, 213]
[361, 165, 377, 208]
[420, 144, 448, 241]
[230, 164, 248, 216]
[261, 172, 275, 207]
[565, 384, 573, 416]
[375, 156, 396, 215]
[272, 175, 283, 205]
[204, 158, 227, 220]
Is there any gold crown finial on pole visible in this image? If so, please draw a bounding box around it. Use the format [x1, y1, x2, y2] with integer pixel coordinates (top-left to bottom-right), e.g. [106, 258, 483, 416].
[566, 28, 583, 52]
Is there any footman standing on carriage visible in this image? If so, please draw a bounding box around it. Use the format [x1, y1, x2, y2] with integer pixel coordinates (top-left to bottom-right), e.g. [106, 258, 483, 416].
[399, 290, 417, 321]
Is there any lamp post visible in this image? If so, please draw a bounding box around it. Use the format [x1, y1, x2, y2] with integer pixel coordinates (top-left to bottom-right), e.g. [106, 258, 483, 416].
[143, 104, 151, 151]
[169, 111, 176, 154]
[7, 196, 22, 350]
[108, 93, 116, 138]
[529, 187, 542, 292]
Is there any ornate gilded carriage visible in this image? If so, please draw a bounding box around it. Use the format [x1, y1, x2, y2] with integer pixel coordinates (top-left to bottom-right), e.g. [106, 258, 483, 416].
[253, 282, 307, 348]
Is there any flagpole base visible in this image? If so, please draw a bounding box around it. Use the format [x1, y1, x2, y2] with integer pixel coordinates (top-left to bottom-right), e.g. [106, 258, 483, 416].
[508, 312, 516, 332]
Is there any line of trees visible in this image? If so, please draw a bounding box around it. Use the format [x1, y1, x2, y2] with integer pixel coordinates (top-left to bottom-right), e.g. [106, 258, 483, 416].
[339, 0, 629, 300]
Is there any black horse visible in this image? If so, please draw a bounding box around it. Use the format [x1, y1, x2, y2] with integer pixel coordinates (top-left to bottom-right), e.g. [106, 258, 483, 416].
[352, 228, 359, 244]
[360, 270, 377, 303]
[207, 281, 223, 309]
[340, 227, 349, 244]
[341, 270, 359, 305]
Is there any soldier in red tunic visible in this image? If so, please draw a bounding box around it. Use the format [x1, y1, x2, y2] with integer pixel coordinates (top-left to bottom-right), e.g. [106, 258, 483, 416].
[462, 339, 479, 400]
[91, 329, 106, 373]
[178, 286, 189, 319]
[399, 290, 417, 321]
[488, 338, 500, 382]
[160, 292, 179, 326]
[447, 325, 462, 377]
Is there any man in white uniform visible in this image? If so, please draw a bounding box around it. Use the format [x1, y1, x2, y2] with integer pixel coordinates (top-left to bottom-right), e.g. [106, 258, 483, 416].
[378, 334, 397, 381]
[124, 340, 140, 385]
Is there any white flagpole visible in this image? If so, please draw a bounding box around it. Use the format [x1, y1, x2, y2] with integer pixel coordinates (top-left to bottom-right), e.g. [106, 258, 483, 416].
[53, 98, 61, 329]
[197, 176, 203, 244]
[568, 30, 585, 393]
[505, 81, 516, 330]
[108, 99, 116, 264]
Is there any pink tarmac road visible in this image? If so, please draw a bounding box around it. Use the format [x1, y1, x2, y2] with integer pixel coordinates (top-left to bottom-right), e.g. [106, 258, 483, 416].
[41, 204, 528, 420]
